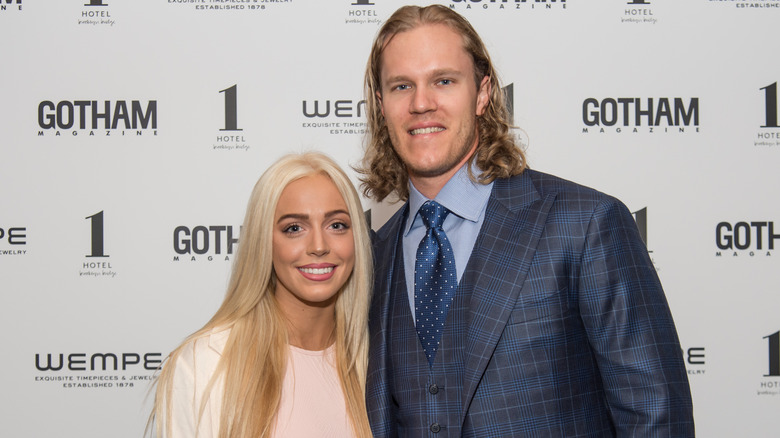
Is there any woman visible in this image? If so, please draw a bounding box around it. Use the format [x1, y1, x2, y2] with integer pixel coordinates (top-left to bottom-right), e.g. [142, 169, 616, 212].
[150, 152, 372, 437]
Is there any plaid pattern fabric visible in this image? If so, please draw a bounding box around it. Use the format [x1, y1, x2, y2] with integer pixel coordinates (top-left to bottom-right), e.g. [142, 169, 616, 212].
[386, 231, 470, 437]
[366, 169, 694, 437]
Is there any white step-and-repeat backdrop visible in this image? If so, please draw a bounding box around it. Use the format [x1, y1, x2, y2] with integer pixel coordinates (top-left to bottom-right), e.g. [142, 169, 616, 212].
[2, 0, 778, 436]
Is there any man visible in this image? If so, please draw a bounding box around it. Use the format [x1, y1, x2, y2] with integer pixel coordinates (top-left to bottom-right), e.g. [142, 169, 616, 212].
[359, 5, 694, 437]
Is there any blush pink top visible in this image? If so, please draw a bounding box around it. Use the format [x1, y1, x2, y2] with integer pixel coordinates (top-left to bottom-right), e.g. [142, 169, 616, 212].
[167, 329, 356, 438]
[273, 344, 356, 438]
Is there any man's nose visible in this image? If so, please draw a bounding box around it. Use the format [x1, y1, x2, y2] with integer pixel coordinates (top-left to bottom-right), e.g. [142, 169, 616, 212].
[410, 87, 437, 113]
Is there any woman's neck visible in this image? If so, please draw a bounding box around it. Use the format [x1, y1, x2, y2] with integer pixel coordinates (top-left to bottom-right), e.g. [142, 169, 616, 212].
[288, 324, 335, 351]
[282, 305, 336, 351]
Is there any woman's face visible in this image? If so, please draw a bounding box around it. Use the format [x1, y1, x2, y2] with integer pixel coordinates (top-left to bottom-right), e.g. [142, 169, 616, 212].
[272, 173, 356, 312]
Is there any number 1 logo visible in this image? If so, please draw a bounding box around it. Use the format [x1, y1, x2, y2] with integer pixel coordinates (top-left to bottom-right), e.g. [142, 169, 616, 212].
[85, 211, 108, 258]
[219, 85, 242, 132]
[760, 82, 778, 128]
[764, 331, 780, 377]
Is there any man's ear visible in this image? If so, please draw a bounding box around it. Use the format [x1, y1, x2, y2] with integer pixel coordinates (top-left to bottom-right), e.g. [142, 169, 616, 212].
[376, 90, 384, 117]
[476, 76, 490, 116]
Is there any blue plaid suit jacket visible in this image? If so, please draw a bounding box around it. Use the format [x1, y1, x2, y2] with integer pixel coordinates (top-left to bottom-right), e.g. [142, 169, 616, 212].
[366, 169, 694, 437]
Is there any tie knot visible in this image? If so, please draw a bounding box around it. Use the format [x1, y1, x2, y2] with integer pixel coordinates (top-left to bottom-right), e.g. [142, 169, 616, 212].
[419, 201, 449, 230]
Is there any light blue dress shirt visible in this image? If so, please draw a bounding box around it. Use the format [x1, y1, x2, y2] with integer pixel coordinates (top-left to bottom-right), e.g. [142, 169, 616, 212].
[403, 163, 493, 323]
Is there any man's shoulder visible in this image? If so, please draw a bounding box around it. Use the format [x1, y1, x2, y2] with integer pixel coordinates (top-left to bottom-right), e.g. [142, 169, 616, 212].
[493, 169, 629, 221]
[373, 202, 408, 242]
[505, 168, 618, 204]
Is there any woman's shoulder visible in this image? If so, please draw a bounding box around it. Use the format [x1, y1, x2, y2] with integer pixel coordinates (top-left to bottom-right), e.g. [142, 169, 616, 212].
[175, 326, 231, 374]
[164, 327, 231, 436]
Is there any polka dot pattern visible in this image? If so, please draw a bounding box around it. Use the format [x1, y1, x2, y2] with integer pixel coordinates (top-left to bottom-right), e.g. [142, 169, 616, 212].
[414, 200, 458, 366]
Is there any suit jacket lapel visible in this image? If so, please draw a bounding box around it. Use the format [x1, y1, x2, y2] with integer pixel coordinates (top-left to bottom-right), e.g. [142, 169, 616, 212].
[372, 204, 408, 329]
[461, 172, 556, 420]
[365, 204, 408, 435]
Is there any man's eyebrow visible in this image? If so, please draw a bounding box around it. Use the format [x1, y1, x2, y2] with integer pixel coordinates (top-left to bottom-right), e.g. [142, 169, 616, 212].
[429, 68, 466, 78]
[383, 74, 412, 85]
[383, 68, 466, 86]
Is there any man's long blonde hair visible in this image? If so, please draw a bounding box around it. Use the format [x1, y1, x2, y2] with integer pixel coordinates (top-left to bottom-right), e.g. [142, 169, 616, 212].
[150, 152, 372, 437]
[358, 4, 527, 202]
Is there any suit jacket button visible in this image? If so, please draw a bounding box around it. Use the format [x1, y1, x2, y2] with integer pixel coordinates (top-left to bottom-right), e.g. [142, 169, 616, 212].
[430, 423, 441, 433]
[428, 383, 439, 394]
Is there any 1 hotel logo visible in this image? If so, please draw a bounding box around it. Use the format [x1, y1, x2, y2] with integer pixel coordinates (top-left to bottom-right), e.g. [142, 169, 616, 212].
[758, 330, 780, 397]
[756, 82, 780, 147]
[623, 0, 656, 24]
[81, 211, 117, 278]
[80, 0, 115, 26]
[213, 85, 250, 151]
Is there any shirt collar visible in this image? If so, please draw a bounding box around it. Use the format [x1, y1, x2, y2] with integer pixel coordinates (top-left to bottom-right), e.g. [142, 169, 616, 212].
[404, 161, 493, 236]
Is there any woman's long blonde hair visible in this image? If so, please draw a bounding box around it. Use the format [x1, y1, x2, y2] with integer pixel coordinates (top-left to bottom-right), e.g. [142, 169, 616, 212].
[150, 152, 373, 437]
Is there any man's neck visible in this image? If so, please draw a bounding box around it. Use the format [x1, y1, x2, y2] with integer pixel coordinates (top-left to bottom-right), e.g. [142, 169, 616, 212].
[409, 148, 477, 199]
[409, 171, 457, 199]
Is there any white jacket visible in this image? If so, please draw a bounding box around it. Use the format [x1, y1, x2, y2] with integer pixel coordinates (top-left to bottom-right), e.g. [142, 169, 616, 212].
[167, 328, 228, 438]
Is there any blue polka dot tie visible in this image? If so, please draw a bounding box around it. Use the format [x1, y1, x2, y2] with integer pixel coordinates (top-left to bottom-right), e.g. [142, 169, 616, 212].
[414, 201, 458, 366]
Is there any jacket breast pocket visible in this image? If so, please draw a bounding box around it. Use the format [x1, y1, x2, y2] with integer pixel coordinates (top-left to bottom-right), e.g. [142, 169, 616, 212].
[505, 288, 572, 326]
[498, 291, 584, 367]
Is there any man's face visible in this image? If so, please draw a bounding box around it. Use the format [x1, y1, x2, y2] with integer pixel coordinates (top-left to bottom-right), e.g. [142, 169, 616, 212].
[378, 23, 490, 193]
